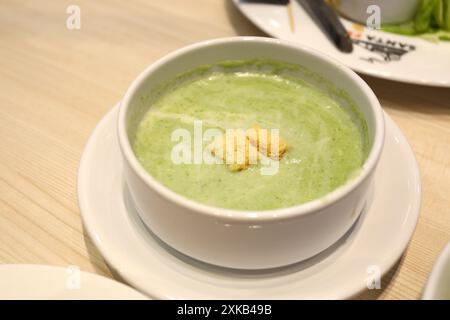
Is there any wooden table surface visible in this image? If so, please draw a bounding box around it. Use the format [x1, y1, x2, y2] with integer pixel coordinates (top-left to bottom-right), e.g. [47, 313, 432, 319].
[0, 0, 449, 300]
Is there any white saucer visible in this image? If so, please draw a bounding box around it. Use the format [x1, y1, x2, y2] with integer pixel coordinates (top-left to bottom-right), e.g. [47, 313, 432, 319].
[232, 0, 450, 87]
[78, 104, 421, 299]
[0, 264, 148, 299]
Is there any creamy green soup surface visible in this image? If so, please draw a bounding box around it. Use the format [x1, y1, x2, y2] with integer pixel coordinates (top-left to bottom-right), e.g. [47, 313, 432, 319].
[133, 60, 369, 210]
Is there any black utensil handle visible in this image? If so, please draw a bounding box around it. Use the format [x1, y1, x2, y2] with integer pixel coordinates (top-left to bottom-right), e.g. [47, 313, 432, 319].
[300, 0, 353, 53]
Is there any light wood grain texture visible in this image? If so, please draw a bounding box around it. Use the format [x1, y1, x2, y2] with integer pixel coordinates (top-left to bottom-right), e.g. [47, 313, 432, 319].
[0, 0, 449, 300]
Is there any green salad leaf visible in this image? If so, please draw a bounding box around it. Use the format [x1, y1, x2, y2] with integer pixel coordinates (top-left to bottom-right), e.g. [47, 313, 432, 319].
[382, 22, 417, 36]
[443, 0, 450, 30]
[434, 0, 445, 27]
[415, 0, 438, 32]
[382, 0, 450, 41]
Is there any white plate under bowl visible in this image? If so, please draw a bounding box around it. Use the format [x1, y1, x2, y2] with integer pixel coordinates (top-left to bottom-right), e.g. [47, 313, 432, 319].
[0, 264, 148, 299]
[78, 104, 421, 299]
[232, 0, 450, 87]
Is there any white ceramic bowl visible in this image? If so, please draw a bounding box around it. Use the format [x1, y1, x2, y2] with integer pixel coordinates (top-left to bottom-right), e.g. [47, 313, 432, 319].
[335, 0, 421, 25]
[118, 37, 384, 269]
[423, 242, 450, 300]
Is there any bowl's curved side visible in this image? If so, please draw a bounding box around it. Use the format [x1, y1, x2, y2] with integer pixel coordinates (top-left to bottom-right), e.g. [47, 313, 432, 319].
[124, 156, 373, 269]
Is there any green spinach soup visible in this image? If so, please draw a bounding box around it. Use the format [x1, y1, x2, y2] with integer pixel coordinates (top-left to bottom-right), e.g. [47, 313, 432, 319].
[133, 60, 369, 210]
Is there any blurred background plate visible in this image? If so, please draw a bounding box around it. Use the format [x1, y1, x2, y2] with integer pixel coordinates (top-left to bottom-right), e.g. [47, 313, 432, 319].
[232, 0, 450, 87]
[423, 242, 450, 299]
[0, 265, 148, 300]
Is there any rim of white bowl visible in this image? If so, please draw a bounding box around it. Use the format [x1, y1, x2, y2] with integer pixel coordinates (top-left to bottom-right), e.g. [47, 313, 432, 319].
[423, 242, 450, 300]
[118, 36, 385, 222]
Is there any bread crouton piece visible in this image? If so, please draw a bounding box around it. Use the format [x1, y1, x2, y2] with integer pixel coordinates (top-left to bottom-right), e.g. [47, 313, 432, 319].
[209, 129, 259, 171]
[246, 124, 287, 160]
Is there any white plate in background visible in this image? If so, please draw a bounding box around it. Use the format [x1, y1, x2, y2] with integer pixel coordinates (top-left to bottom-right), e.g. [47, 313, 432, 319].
[423, 242, 450, 300]
[0, 264, 148, 300]
[232, 0, 450, 87]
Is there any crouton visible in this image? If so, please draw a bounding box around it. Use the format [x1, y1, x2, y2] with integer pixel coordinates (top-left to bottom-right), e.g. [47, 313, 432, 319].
[209, 129, 259, 171]
[246, 124, 287, 160]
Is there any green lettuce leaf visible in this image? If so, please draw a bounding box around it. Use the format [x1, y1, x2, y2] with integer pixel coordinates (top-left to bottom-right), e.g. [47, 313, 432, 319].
[443, 0, 450, 30]
[415, 0, 438, 32]
[381, 0, 450, 41]
[433, 0, 444, 27]
[382, 22, 418, 35]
